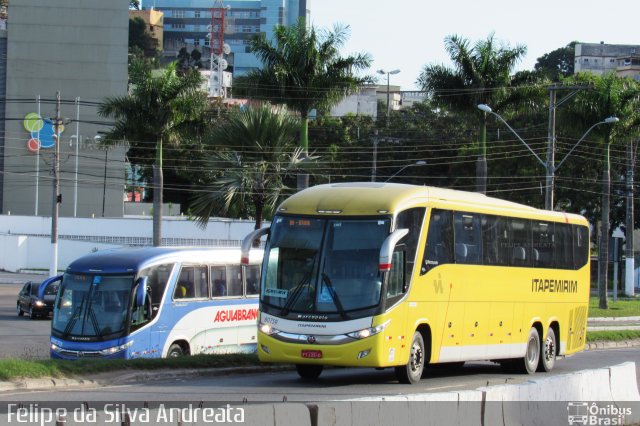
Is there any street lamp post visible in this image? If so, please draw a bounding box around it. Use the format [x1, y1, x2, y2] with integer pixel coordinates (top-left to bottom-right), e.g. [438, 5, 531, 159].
[377, 69, 400, 127]
[477, 104, 618, 209]
[384, 160, 427, 183]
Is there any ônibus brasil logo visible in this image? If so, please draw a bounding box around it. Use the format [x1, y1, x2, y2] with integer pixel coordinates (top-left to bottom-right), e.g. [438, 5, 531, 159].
[23, 112, 64, 153]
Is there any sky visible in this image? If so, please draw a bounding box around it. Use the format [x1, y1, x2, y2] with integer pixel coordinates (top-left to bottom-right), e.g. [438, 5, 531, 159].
[310, 0, 639, 90]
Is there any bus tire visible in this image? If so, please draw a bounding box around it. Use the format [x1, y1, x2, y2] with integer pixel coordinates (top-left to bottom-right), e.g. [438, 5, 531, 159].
[518, 327, 540, 374]
[168, 343, 185, 358]
[395, 332, 425, 384]
[538, 327, 556, 372]
[295, 364, 323, 380]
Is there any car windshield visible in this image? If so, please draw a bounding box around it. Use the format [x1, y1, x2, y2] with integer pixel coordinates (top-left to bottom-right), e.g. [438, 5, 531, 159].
[262, 216, 390, 316]
[52, 273, 134, 341]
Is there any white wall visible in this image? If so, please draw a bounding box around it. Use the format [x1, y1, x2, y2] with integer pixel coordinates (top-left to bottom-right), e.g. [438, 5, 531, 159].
[0, 215, 260, 273]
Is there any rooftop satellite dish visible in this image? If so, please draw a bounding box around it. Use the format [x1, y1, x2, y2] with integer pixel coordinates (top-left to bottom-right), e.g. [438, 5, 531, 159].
[223, 43, 231, 55]
[220, 59, 228, 70]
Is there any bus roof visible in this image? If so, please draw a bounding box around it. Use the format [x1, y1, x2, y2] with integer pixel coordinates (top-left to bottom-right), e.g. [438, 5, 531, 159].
[277, 182, 587, 224]
[66, 247, 260, 275]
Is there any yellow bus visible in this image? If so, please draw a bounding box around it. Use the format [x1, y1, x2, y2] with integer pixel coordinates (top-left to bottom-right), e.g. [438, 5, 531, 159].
[241, 183, 590, 384]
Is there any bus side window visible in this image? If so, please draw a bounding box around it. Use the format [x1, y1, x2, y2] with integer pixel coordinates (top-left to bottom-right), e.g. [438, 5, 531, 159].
[453, 212, 481, 264]
[138, 263, 174, 320]
[421, 209, 453, 274]
[532, 222, 554, 268]
[244, 264, 260, 296]
[573, 225, 590, 269]
[227, 265, 243, 296]
[211, 266, 227, 297]
[395, 207, 426, 283]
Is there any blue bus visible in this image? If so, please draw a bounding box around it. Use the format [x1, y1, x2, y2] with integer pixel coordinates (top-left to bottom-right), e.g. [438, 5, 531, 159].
[43, 247, 262, 359]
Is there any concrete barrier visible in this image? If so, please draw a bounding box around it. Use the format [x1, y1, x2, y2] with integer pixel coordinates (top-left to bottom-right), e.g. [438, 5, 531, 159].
[1, 363, 637, 425]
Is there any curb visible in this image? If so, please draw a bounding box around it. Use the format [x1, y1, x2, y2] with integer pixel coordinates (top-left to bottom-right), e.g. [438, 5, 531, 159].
[585, 338, 640, 350]
[0, 365, 294, 393]
[588, 316, 640, 323]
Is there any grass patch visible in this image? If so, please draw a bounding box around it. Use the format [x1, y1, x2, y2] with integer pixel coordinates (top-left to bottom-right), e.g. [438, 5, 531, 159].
[589, 297, 640, 318]
[586, 330, 640, 342]
[0, 353, 260, 381]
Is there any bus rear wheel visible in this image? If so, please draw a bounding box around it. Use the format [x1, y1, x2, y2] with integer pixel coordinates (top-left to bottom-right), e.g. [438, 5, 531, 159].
[537, 327, 556, 372]
[518, 327, 540, 374]
[295, 364, 323, 380]
[395, 332, 425, 384]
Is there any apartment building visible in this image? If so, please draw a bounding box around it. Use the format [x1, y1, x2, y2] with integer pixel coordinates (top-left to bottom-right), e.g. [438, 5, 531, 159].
[140, 0, 310, 76]
[575, 42, 640, 80]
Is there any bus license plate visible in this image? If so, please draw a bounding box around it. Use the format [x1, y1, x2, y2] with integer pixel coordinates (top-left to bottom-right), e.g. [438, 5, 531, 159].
[301, 350, 323, 359]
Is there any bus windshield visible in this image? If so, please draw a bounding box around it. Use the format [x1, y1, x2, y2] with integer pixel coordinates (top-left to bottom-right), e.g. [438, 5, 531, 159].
[52, 273, 135, 341]
[262, 216, 390, 316]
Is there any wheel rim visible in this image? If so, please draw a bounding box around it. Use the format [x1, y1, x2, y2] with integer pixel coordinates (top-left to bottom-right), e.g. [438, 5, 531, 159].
[544, 335, 555, 363]
[410, 341, 423, 374]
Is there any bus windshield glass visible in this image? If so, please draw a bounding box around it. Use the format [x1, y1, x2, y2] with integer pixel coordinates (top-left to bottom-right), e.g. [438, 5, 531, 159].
[52, 273, 135, 341]
[262, 216, 390, 315]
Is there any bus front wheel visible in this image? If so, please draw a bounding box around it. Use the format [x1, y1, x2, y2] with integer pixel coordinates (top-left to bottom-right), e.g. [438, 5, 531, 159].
[538, 327, 556, 372]
[519, 327, 540, 374]
[395, 332, 425, 384]
[295, 364, 323, 380]
[168, 343, 186, 358]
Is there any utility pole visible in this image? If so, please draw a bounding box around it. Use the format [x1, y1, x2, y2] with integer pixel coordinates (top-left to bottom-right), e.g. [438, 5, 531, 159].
[545, 88, 557, 210]
[49, 92, 61, 277]
[625, 138, 637, 296]
[371, 129, 378, 182]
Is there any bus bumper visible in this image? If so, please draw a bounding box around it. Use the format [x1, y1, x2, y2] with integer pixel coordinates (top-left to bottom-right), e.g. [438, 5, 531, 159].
[257, 332, 388, 367]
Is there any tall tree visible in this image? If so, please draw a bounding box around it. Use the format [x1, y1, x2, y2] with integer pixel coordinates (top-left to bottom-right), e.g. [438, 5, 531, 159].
[236, 19, 371, 190]
[129, 0, 140, 10]
[417, 33, 527, 194]
[99, 61, 209, 246]
[129, 17, 158, 59]
[562, 72, 640, 309]
[534, 42, 577, 81]
[191, 105, 311, 230]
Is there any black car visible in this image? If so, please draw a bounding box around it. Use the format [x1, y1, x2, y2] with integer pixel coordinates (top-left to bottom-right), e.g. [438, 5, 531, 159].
[17, 276, 61, 319]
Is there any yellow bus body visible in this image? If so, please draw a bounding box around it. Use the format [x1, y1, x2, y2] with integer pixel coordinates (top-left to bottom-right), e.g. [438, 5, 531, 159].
[257, 183, 590, 369]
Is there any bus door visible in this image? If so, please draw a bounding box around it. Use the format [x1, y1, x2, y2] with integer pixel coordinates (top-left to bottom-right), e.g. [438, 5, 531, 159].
[137, 263, 173, 357]
[169, 264, 210, 354]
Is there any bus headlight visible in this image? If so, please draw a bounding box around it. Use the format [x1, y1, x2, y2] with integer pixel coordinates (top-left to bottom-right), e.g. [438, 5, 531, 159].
[51, 343, 61, 352]
[347, 320, 391, 340]
[259, 322, 279, 336]
[99, 340, 133, 356]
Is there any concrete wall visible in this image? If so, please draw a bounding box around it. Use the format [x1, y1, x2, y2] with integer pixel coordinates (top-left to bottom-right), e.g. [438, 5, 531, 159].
[2, 0, 128, 218]
[0, 214, 259, 272]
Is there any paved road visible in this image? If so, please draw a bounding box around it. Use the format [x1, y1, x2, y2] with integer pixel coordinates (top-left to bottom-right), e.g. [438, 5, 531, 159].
[0, 279, 51, 359]
[0, 348, 638, 402]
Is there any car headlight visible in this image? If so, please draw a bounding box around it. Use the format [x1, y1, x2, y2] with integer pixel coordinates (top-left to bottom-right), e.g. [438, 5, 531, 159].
[347, 320, 391, 340]
[34, 300, 45, 307]
[99, 341, 133, 356]
[258, 322, 280, 336]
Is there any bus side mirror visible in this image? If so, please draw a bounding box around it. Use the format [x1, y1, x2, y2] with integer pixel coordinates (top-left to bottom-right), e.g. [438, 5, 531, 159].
[37, 275, 62, 300]
[379, 228, 409, 271]
[241, 226, 270, 264]
[135, 276, 148, 307]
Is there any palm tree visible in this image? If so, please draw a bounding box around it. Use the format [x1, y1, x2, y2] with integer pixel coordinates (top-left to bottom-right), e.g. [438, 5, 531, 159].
[562, 72, 640, 309]
[417, 33, 527, 194]
[191, 105, 312, 230]
[236, 19, 371, 190]
[99, 61, 208, 246]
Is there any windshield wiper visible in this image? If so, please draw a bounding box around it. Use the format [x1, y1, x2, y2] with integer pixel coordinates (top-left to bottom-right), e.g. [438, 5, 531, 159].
[62, 295, 86, 337]
[87, 306, 103, 340]
[321, 273, 348, 320]
[280, 272, 312, 316]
